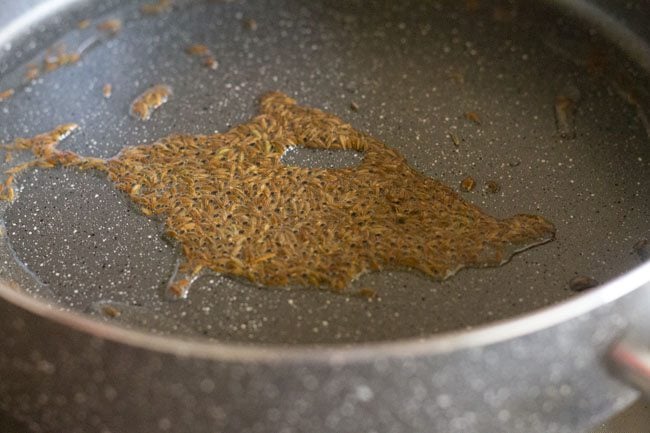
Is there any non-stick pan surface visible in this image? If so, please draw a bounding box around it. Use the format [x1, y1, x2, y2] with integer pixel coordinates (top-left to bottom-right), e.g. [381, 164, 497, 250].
[0, 0, 648, 345]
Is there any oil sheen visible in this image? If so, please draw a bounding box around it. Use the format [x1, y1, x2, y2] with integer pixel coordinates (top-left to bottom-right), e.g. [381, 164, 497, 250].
[0, 92, 555, 296]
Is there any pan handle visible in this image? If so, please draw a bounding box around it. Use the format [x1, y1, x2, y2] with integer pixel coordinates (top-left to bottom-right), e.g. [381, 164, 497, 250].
[608, 332, 650, 398]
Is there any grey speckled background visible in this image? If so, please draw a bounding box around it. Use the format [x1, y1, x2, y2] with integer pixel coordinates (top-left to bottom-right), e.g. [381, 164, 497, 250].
[6, 400, 650, 432]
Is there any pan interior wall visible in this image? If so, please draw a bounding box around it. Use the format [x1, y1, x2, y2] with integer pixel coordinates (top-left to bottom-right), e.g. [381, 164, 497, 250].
[0, 0, 648, 345]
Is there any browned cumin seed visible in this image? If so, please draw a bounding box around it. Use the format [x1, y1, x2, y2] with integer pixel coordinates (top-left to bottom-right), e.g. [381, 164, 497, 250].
[186, 44, 210, 56]
[0, 92, 555, 295]
[102, 305, 122, 318]
[185, 44, 219, 71]
[460, 176, 476, 192]
[129, 84, 172, 121]
[464, 111, 481, 125]
[43, 44, 81, 72]
[20, 44, 81, 84]
[140, 0, 172, 15]
[0, 88, 15, 102]
[97, 19, 122, 35]
[103, 83, 113, 99]
[24, 64, 40, 82]
[448, 131, 460, 146]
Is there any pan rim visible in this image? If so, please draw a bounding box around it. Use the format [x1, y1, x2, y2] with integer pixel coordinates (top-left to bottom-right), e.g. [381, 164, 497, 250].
[544, 0, 650, 73]
[1, 261, 648, 363]
[0, 0, 649, 364]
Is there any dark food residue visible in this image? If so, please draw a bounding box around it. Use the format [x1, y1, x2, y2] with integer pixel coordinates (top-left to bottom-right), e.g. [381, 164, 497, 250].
[554, 84, 581, 140]
[633, 239, 649, 261]
[568, 275, 599, 292]
[0, 92, 555, 296]
[485, 180, 501, 194]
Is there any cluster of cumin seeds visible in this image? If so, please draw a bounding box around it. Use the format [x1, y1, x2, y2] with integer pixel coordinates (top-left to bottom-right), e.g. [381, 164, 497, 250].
[2, 92, 555, 293]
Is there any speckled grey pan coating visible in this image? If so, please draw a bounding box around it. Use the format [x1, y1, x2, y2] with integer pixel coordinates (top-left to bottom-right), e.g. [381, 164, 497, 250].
[0, 1, 650, 432]
[1, 0, 648, 345]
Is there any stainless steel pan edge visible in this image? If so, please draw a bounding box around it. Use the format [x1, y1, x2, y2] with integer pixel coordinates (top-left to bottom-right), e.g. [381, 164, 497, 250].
[546, 0, 650, 72]
[1, 1, 650, 432]
[1, 264, 649, 433]
[2, 262, 650, 363]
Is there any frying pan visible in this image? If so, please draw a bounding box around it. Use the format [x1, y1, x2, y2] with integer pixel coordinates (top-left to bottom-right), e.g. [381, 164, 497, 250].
[0, 0, 648, 432]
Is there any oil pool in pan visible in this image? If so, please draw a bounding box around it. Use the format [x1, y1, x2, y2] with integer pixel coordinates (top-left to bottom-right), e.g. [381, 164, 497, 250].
[0, 0, 648, 344]
[0, 92, 555, 298]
